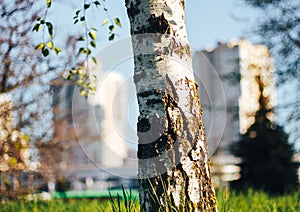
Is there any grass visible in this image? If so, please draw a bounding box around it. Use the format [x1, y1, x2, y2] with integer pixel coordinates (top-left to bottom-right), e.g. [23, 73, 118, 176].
[0, 189, 299, 212]
[216, 188, 300, 212]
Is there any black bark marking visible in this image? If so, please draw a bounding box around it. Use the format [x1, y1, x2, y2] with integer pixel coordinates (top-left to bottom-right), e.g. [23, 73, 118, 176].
[129, 12, 172, 34]
[137, 114, 168, 159]
[137, 118, 151, 132]
[125, 0, 141, 20]
[137, 134, 168, 159]
[147, 13, 171, 34]
[137, 90, 160, 98]
[146, 98, 163, 106]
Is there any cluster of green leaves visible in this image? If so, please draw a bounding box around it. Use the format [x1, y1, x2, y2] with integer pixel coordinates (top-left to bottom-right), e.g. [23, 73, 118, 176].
[68, 0, 122, 97]
[66, 67, 96, 98]
[76, 29, 98, 65]
[103, 17, 122, 41]
[73, 1, 99, 64]
[32, 0, 60, 57]
[33, 0, 122, 98]
[73, 1, 102, 25]
[32, 18, 61, 57]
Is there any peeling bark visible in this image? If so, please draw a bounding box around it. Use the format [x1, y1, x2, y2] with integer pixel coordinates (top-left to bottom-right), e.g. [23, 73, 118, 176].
[125, 0, 218, 211]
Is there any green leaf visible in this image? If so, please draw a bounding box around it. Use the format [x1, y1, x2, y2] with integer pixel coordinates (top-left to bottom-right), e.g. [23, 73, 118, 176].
[109, 33, 115, 41]
[32, 23, 40, 32]
[77, 79, 83, 86]
[80, 89, 87, 97]
[109, 25, 115, 32]
[80, 16, 85, 21]
[77, 36, 85, 41]
[74, 19, 79, 25]
[84, 4, 90, 9]
[46, 22, 53, 37]
[90, 41, 96, 48]
[92, 57, 97, 65]
[47, 41, 53, 49]
[114, 18, 121, 27]
[94, 1, 100, 7]
[46, 0, 51, 8]
[42, 48, 49, 57]
[78, 47, 85, 54]
[90, 86, 96, 92]
[89, 31, 96, 40]
[35, 43, 44, 50]
[102, 19, 109, 26]
[54, 47, 61, 55]
[86, 48, 91, 55]
[75, 10, 81, 16]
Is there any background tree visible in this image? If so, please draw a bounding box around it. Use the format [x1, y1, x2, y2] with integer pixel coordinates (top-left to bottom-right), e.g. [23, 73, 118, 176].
[0, 0, 53, 142]
[0, 0, 50, 198]
[0, 96, 30, 199]
[242, 0, 300, 147]
[231, 76, 299, 194]
[0, 0, 81, 196]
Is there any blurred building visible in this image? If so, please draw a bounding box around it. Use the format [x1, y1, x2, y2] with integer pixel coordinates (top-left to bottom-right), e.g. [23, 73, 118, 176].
[51, 71, 128, 177]
[193, 39, 275, 186]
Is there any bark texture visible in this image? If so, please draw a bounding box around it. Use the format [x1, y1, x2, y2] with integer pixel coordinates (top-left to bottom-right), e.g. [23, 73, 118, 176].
[125, 0, 218, 211]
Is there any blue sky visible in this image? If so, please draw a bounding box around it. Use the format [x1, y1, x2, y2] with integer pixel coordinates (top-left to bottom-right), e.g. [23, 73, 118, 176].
[185, 0, 259, 49]
[52, 0, 259, 51]
[87, 0, 260, 49]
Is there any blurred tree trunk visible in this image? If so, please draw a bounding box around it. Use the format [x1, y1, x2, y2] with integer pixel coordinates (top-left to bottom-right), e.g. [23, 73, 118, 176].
[125, 0, 217, 211]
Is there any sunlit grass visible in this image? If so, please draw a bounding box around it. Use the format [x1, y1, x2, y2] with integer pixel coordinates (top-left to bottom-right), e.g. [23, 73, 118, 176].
[0, 189, 299, 212]
[216, 188, 300, 212]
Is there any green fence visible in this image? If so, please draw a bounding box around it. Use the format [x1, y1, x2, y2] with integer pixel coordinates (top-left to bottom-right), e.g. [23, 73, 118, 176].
[51, 189, 139, 200]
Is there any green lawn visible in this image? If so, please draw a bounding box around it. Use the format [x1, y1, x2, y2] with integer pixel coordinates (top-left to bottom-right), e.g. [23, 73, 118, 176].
[216, 189, 300, 212]
[0, 189, 299, 212]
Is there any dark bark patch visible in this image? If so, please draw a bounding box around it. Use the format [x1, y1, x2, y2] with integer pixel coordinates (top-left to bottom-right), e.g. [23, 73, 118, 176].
[147, 13, 171, 34]
[146, 98, 163, 106]
[137, 117, 151, 132]
[125, 0, 141, 19]
[131, 13, 172, 34]
[134, 71, 146, 84]
[137, 133, 168, 159]
[137, 89, 161, 98]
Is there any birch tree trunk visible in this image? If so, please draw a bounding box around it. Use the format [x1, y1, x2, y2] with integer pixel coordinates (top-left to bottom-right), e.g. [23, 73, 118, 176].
[125, 0, 218, 211]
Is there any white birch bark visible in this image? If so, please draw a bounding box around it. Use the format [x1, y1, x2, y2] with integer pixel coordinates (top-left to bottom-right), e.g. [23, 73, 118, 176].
[125, 0, 218, 211]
